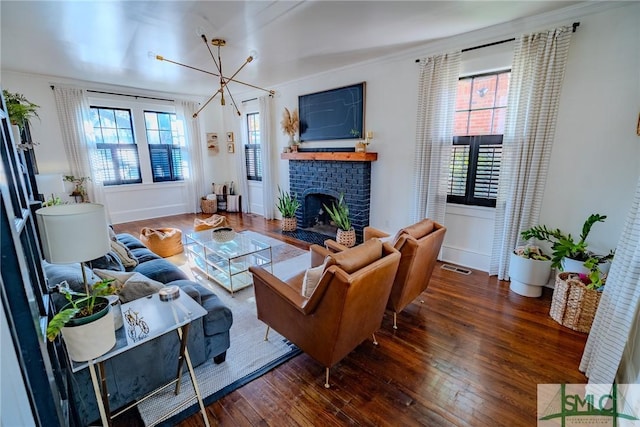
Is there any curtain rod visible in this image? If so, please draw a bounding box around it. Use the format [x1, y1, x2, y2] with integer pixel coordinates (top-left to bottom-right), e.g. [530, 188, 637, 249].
[414, 22, 580, 63]
[50, 85, 174, 102]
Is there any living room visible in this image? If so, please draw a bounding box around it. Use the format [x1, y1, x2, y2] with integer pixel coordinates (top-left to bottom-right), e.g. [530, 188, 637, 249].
[1, 1, 639, 425]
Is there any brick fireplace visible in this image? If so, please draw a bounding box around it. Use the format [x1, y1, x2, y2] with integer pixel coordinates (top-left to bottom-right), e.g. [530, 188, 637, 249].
[285, 152, 377, 242]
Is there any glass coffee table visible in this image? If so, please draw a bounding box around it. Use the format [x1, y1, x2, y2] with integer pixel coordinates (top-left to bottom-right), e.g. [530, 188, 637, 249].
[185, 229, 273, 295]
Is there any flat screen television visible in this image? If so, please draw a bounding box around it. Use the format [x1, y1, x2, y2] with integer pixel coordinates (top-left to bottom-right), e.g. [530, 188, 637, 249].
[298, 82, 365, 142]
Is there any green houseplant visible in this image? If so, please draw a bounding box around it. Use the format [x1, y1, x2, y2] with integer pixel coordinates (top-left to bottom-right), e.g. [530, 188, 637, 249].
[324, 193, 355, 247]
[46, 278, 118, 361]
[3, 90, 40, 129]
[520, 213, 614, 271]
[276, 187, 301, 232]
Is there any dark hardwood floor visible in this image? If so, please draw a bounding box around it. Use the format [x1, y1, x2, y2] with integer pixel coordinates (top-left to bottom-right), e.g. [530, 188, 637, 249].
[113, 213, 588, 427]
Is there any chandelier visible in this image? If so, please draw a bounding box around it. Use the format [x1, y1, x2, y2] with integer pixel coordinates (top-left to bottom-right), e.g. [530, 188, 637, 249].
[156, 35, 275, 118]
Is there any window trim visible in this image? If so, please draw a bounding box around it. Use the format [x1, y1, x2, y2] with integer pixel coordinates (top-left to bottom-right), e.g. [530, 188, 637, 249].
[245, 111, 262, 182]
[143, 110, 185, 183]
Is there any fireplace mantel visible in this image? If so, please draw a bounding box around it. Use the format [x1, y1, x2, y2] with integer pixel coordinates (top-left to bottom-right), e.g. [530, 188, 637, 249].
[280, 152, 377, 162]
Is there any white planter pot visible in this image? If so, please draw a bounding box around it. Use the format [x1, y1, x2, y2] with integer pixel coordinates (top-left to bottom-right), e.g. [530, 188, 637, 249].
[61, 305, 116, 362]
[561, 257, 590, 275]
[509, 252, 552, 297]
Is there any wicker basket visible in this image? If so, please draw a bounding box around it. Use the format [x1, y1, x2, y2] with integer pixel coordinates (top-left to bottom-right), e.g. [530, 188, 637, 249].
[281, 217, 297, 232]
[201, 198, 217, 214]
[550, 272, 602, 333]
[336, 228, 356, 248]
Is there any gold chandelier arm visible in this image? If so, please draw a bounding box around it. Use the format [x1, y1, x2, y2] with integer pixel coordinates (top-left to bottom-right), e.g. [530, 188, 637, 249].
[223, 86, 241, 116]
[200, 35, 222, 73]
[158, 55, 273, 94]
[192, 88, 223, 118]
[156, 56, 220, 78]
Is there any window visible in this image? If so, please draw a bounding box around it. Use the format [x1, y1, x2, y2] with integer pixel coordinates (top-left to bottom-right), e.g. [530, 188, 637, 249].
[144, 111, 185, 182]
[91, 107, 142, 185]
[447, 71, 510, 207]
[245, 112, 262, 181]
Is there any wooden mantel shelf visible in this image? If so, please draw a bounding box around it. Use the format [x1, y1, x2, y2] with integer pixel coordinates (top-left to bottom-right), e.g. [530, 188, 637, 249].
[280, 152, 378, 162]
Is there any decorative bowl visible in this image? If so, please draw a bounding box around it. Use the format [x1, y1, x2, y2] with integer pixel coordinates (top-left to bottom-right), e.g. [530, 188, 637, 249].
[212, 227, 236, 243]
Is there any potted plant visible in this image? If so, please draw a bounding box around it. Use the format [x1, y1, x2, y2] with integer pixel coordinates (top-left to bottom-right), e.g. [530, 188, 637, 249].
[550, 260, 606, 333]
[276, 187, 301, 232]
[324, 193, 355, 247]
[280, 107, 299, 150]
[3, 90, 40, 149]
[520, 213, 614, 274]
[46, 278, 118, 362]
[509, 245, 552, 297]
[64, 175, 91, 203]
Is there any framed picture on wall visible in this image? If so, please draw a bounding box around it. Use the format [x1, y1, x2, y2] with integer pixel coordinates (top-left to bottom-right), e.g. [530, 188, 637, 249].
[206, 133, 218, 148]
[227, 142, 235, 154]
[226, 132, 234, 142]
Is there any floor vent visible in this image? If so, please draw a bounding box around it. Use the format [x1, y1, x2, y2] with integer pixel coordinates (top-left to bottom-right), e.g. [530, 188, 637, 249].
[441, 264, 472, 275]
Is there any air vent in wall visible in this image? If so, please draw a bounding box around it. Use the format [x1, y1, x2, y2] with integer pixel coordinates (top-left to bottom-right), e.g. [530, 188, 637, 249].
[441, 264, 472, 275]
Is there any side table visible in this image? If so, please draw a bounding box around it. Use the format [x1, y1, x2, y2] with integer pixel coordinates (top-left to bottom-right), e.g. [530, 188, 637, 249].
[68, 288, 210, 427]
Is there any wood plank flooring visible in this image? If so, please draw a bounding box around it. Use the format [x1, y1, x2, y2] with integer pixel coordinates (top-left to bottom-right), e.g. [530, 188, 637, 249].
[113, 213, 588, 427]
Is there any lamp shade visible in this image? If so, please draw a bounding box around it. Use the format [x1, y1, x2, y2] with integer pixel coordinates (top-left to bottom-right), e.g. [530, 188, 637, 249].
[36, 204, 110, 264]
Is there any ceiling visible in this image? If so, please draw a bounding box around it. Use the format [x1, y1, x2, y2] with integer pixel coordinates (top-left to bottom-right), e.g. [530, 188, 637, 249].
[1, 1, 585, 97]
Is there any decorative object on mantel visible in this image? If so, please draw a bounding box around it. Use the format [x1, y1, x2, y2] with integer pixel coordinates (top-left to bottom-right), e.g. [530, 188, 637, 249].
[351, 129, 374, 152]
[156, 36, 275, 118]
[324, 193, 355, 247]
[3, 89, 40, 150]
[281, 107, 300, 149]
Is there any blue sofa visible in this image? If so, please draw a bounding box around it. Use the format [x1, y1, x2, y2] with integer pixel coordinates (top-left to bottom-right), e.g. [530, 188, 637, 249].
[45, 233, 233, 426]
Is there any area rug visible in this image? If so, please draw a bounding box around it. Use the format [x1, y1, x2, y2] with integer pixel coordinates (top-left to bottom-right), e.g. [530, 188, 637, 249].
[136, 231, 310, 426]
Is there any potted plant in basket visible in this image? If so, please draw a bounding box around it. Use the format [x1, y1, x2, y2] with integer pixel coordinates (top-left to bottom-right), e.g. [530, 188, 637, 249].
[551, 258, 607, 333]
[520, 213, 614, 274]
[324, 193, 355, 247]
[509, 244, 552, 297]
[276, 187, 301, 232]
[46, 278, 118, 362]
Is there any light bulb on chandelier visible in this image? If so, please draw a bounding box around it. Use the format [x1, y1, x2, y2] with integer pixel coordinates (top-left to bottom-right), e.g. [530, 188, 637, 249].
[156, 36, 274, 118]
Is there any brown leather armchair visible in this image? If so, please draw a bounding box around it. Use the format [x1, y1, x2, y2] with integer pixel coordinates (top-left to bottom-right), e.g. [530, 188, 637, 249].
[326, 219, 446, 329]
[249, 239, 400, 388]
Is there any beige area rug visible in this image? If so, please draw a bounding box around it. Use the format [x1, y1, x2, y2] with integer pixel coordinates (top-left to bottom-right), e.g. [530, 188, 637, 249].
[136, 231, 310, 426]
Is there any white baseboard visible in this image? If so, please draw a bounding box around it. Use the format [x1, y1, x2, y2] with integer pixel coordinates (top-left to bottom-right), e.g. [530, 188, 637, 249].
[110, 204, 189, 224]
[440, 245, 490, 272]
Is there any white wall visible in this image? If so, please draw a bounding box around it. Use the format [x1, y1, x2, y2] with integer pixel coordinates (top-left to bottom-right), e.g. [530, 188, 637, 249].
[0, 71, 237, 223]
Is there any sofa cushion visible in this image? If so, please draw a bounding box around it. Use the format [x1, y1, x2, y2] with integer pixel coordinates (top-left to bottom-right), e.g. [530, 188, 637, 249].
[326, 238, 383, 274]
[116, 233, 148, 250]
[167, 280, 233, 336]
[134, 258, 189, 283]
[93, 269, 164, 303]
[88, 250, 125, 272]
[43, 262, 101, 293]
[110, 239, 138, 268]
[130, 247, 161, 264]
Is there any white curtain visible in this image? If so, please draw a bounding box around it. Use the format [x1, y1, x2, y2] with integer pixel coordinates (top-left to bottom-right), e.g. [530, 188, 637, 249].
[412, 51, 461, 225]
[490, 27, 573, 279]
[236, 111, 251, 214]
[52, 86, 105, 205]
[580, 176, 640, 384]
[259, 95, 275, 220]
[176, 100, 205, 212]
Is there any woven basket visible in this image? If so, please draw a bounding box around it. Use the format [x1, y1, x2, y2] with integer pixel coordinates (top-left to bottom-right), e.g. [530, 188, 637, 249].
[336, 228, 356, 248]
[201, 198, 217, 214]
[281, 217, 297, 232]
[550, 272, 602, 333]
[212, 227, 236, 243]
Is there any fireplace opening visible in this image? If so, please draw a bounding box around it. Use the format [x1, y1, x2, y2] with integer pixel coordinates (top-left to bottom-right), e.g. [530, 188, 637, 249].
[302, 193, 339, 237]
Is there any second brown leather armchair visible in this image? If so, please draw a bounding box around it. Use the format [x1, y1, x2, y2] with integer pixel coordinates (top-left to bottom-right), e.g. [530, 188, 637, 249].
[249, 238, 400, 388]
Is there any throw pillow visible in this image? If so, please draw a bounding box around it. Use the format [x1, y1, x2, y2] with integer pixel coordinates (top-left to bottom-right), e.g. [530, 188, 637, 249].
[301, 262, 326, 298]
[93, 269, 164, 303]
[110, 239, 138, 268]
